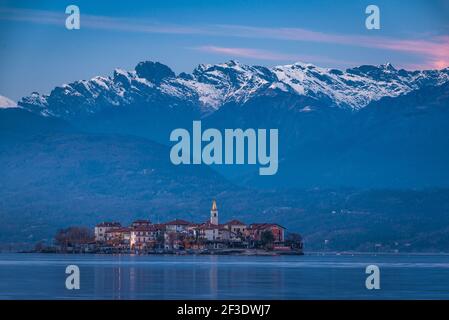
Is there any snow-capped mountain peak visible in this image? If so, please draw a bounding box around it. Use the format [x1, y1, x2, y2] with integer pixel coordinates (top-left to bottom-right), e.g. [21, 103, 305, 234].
[18, 60, 449, 118]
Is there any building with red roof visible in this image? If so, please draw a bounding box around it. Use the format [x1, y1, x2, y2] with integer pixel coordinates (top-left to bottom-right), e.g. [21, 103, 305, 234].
[246, 223, 286, 242]
[165, 219, 192, 232]
[131, 219, 152, 228]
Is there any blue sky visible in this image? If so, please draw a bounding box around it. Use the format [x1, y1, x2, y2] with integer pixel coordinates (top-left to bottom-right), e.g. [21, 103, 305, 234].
[0, 0, 448, 100]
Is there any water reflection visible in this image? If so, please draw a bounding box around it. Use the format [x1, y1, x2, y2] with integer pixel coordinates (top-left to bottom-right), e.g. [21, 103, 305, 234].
[1, 253, 449, 299]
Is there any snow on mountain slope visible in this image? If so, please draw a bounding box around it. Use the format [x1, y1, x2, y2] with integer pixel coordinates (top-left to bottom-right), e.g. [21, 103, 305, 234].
[0, 95, 17, 109]
[273, 62, 449, 109]
[18, 60, 449, 118]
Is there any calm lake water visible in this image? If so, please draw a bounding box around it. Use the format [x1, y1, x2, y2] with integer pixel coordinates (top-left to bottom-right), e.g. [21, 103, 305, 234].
[0, 253, 448, 299]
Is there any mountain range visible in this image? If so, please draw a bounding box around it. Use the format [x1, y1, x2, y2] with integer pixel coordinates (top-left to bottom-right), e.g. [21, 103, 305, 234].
[19, 60, 449, 116]
[1, 60, 449, 251]
[17, 60, 449, 188]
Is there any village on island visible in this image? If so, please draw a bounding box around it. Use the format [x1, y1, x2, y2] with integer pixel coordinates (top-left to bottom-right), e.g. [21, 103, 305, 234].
[44, 200, 303, 255]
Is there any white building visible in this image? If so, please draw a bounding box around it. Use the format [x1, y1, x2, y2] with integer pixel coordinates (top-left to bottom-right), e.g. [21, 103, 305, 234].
[105, 227, 131, 243]
[199, 223, 232, 242]
[224, 219, 247, 236]
[94, 222, 121, 242]
[130, 225, 159, 250]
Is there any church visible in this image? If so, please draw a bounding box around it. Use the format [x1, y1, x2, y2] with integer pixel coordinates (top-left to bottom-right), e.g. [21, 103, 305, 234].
[196, 200, 236, 244]
[210, 199, 218, 225]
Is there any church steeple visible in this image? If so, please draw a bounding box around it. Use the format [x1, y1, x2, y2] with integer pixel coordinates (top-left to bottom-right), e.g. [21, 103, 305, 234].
[210, 200, 218, 225]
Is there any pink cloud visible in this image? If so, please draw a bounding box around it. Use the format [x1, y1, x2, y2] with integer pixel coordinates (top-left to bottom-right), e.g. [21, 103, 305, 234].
[194, 45, 355, 66]
[216, 25, 449, 69]
[195, 46, 298, 61]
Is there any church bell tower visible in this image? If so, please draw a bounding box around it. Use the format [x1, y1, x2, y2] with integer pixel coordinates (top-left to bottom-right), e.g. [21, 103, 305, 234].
[210, 200, 218, 225]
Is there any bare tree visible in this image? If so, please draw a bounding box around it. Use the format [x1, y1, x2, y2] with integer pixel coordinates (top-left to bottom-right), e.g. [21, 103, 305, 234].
[55, 226, 94, 252]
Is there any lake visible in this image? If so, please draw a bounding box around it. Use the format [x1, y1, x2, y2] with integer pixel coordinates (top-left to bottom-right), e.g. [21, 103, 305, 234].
[0, 253, 448, 299]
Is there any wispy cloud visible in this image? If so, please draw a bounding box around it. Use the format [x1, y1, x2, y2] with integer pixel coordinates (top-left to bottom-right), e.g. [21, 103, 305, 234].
[215, 25, 449, 69]
[195, 46, 291, 61]
[1, 7, 448, 69]
[0, 7, 212, 35]
[194, 45, 355, 66]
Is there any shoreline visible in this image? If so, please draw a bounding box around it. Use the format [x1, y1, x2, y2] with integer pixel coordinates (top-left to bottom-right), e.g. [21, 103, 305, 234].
[5, 250, 449, 256]
[306, 251, 449, 256]
[20, 248, 304, 256]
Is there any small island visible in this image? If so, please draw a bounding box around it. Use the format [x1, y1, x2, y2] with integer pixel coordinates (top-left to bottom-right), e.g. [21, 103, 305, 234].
[35, 200, 303, 255]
